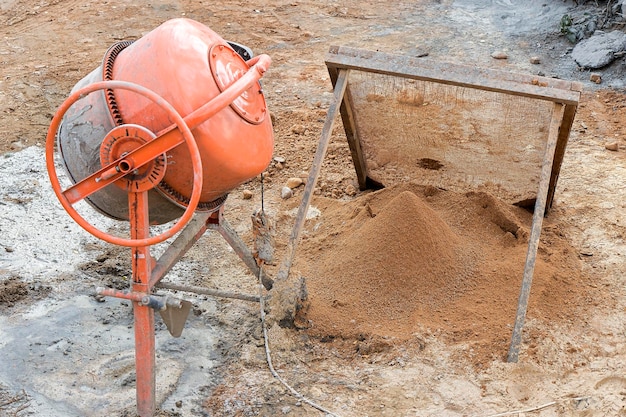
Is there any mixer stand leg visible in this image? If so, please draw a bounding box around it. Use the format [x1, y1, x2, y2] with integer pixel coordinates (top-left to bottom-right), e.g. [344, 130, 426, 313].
[95, 201, 272, 417]
[121, 202, 270, 417]
[129, 190, 156, 417]
[150, 207, 263, 289]
[210, 213, 261, 279]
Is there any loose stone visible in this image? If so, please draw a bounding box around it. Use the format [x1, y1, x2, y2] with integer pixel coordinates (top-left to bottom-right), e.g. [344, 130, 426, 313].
[491, 51, 508, 59]
[281, 186, 294, 199]
[286, 177, 304, 188]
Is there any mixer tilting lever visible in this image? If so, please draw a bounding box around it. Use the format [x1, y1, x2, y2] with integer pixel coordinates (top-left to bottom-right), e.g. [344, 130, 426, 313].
[45, 18, 275, 417]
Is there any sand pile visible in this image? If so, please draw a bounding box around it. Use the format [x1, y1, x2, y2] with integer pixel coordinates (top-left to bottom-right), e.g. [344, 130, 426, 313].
[298, 185, 590, 363]
[304, 191, 477, 339]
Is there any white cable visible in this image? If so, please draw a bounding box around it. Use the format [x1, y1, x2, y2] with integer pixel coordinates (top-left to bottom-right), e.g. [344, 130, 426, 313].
[258, 266, 342, 417]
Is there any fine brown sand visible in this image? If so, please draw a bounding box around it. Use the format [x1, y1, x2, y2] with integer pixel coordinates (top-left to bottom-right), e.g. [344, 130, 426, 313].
[297, 184, 595, 365]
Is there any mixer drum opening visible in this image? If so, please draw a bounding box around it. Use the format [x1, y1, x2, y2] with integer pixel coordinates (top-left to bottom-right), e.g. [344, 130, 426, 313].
[57, 18, 274, 224]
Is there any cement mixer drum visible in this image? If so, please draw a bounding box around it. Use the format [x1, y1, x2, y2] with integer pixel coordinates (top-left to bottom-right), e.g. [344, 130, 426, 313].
[57, 18, 274, 224]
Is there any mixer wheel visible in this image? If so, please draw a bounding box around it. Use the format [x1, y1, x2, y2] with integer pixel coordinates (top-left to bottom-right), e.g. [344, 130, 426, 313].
[46, 80, 203, 247]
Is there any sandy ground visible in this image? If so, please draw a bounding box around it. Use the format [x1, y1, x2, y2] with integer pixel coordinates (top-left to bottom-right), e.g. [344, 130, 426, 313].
[1, 1, 626, 416]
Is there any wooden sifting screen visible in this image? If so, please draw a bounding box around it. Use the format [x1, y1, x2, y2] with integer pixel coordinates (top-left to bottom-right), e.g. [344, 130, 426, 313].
[325, 46, 582, 211]
[278, 46, 581, 362]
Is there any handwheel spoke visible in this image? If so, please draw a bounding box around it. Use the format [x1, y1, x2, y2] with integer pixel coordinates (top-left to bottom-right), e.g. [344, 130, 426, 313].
[63, 163, 128, 204]
[63, 126, 184, 204]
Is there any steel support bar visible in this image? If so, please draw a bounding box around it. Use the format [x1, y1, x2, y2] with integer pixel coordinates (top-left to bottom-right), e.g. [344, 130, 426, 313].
[149, 211, 213, 288]
[155, 282, 260, 303]
[97, 287, 147, 303]
[129, 191, 156, 417]
[507, 103, 565, 363]
[276, 69, 350, 282]
[210, 214, 261, 278]
[150, 207, 266, 293]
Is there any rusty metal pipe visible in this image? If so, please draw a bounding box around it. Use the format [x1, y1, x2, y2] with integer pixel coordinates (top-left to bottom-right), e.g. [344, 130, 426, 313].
[96, 287, 146, 302]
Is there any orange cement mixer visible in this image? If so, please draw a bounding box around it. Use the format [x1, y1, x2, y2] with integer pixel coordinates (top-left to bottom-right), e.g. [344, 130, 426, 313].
[54, 18, 274, 225]
[45, 18, 275, 417]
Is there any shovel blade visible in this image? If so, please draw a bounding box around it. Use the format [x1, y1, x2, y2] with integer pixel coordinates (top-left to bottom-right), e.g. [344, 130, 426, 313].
[159, 300, 192, 338]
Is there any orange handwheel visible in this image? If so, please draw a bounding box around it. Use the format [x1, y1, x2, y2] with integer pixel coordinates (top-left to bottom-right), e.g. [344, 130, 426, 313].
[46, 80, 203, 247]
[57, 19, 275, 225]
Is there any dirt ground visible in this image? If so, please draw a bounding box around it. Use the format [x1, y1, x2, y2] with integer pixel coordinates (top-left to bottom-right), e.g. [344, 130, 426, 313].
[1, 0, 626, 416]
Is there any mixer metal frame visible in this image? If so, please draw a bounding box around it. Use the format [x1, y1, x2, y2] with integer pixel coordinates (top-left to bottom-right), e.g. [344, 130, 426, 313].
[98, 205, 263, 415]
[46, 53, 272, 416]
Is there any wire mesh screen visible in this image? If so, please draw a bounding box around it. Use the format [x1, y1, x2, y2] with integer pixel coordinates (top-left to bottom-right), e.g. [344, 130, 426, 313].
[347, 70, 556, 205]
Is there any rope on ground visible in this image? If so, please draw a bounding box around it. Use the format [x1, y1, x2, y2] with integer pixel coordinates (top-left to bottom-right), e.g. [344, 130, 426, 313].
[478, 396, 590, 417]
[258, 266, 342, 417]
